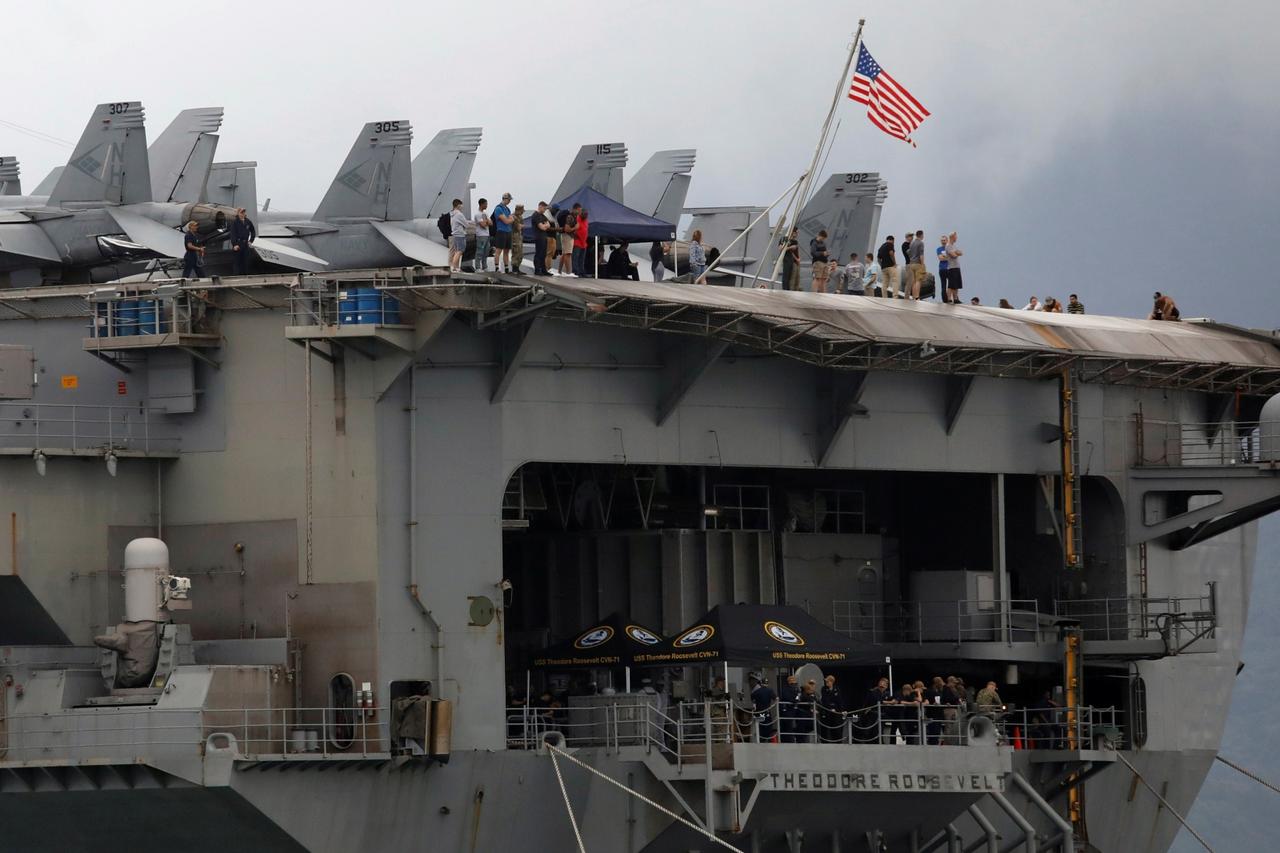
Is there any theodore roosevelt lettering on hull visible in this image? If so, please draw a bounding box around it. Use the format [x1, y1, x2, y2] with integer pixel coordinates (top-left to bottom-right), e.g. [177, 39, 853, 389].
[763, 772, 1004, 793]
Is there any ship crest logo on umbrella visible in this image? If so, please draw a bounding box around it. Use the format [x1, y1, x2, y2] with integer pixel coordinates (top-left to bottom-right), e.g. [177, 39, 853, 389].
[626, 625, 661, 645]
[674, 625, 715, 647]
[764, 620, 805, 646]
[574, 625, 615, 649]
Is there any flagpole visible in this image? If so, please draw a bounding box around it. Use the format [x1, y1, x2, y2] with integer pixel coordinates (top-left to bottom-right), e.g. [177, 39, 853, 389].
[770, 18, 866, 281]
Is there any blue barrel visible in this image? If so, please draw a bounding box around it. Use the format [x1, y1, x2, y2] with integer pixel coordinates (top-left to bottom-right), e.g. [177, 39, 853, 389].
[115, 299, 139, 336]
[356, 287, 381, 324]
[380, 290, 401, 325]
[137, 299, 158, 335]
[338, 289, 359, 325]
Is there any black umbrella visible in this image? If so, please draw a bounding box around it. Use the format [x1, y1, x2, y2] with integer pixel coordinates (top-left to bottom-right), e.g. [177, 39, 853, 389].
[531, 612, 665, 669]
[633, 604, 877, 667]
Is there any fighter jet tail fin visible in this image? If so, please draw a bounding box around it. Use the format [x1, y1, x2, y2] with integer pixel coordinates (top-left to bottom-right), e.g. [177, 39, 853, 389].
[624, 149, 696, 224]
[48, 101, 151, 207]
[31, 166, 64, 197]
[314, 121, 414, 222]
[412, 127, 482, 219]
[149, 107, 224, 203]
[552, 143, 628, 204]
[0, 157, 19, 195]
[793, 172, 889, 265]
[207, 161, 258, 217]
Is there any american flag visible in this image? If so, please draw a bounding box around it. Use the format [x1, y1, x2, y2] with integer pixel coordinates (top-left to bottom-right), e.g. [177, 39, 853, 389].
[848, 43, 930, 146]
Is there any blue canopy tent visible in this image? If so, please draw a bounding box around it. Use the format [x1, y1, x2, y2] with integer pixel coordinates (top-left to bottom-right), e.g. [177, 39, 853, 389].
[523, 186, 676, 277]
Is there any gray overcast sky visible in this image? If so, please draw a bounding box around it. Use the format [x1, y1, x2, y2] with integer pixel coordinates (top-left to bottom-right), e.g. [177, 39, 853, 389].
[2, 0, 1277, 322]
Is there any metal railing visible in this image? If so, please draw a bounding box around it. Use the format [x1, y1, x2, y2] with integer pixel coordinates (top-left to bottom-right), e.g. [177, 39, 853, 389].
[1135, 419, 1273, 467]
[85, 291, 205, 340]
[832, 599, 1046, 645]
[503, 699, 1122, 761]
[0, 402, 180, 454]
[0, 706, 388, 763]
[1055, 586, 1216, 649]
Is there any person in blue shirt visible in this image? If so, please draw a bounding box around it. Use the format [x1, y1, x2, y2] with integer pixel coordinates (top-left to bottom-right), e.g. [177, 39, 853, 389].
[491, 193, 514, 274]
[230, 208, 256, 276]
[182, 221, 204, 278]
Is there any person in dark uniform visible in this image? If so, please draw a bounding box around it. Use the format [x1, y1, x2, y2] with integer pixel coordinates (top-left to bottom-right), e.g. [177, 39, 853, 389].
[229, 208, 256, 276]
[531, 202, 552, 276]
[778, 673, 800, 743]
[182, 221, 204, 279]
[792, 680, 818, 743]
[819, 674, 844, 743]
[748, 673, 777, 743]
[864, 676, 893, 743]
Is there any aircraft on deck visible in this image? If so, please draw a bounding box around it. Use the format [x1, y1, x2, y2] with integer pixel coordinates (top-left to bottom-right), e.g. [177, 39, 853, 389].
[0, 103, 315, 285]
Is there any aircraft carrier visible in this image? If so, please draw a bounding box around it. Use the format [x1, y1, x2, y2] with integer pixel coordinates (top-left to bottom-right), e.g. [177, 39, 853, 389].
[2, 104, 1280, 853]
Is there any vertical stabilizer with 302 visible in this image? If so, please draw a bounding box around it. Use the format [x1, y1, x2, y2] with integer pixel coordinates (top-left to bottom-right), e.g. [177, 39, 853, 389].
[313, 120, 413, 222]
[751, 171, 889, 278]
[0, 157, 20, 195]
[47, 101, 151, 206]
[412, 127, 482, 219]
[148, 107, 224, 204]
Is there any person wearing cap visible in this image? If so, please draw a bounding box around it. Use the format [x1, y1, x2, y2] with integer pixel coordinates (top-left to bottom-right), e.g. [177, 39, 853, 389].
[228, 208, 256, 276]
[492, 193, 514, 274]
[182, 221, 205, 278]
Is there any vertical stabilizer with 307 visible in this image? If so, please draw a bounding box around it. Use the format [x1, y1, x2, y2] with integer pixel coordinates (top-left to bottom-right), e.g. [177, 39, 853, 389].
[47, 101, 151, 206]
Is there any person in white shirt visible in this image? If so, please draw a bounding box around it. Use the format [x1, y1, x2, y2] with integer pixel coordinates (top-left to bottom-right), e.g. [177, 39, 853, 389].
[862, 253, 881, 296]
[473, 198, 492, 272]
[844, 252, 866, 295]
[1022, 296, 1042, 311]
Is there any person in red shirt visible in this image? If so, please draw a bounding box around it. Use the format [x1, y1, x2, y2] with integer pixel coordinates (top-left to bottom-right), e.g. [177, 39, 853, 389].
[572, 208, 590, 277]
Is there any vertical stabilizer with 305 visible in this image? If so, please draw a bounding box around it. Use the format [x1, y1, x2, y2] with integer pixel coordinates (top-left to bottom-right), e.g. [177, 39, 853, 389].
[412, 127, 482, 219]
[313, 121, 413, 222]
[47, 101, 151, 206]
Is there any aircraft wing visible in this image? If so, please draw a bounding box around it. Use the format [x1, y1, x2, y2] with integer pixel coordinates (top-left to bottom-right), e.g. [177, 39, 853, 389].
[107, 208, 188, 258]
[252, 237, 329, 271]
[370, 220, 449, 266]
[0, 221, 61, 262]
